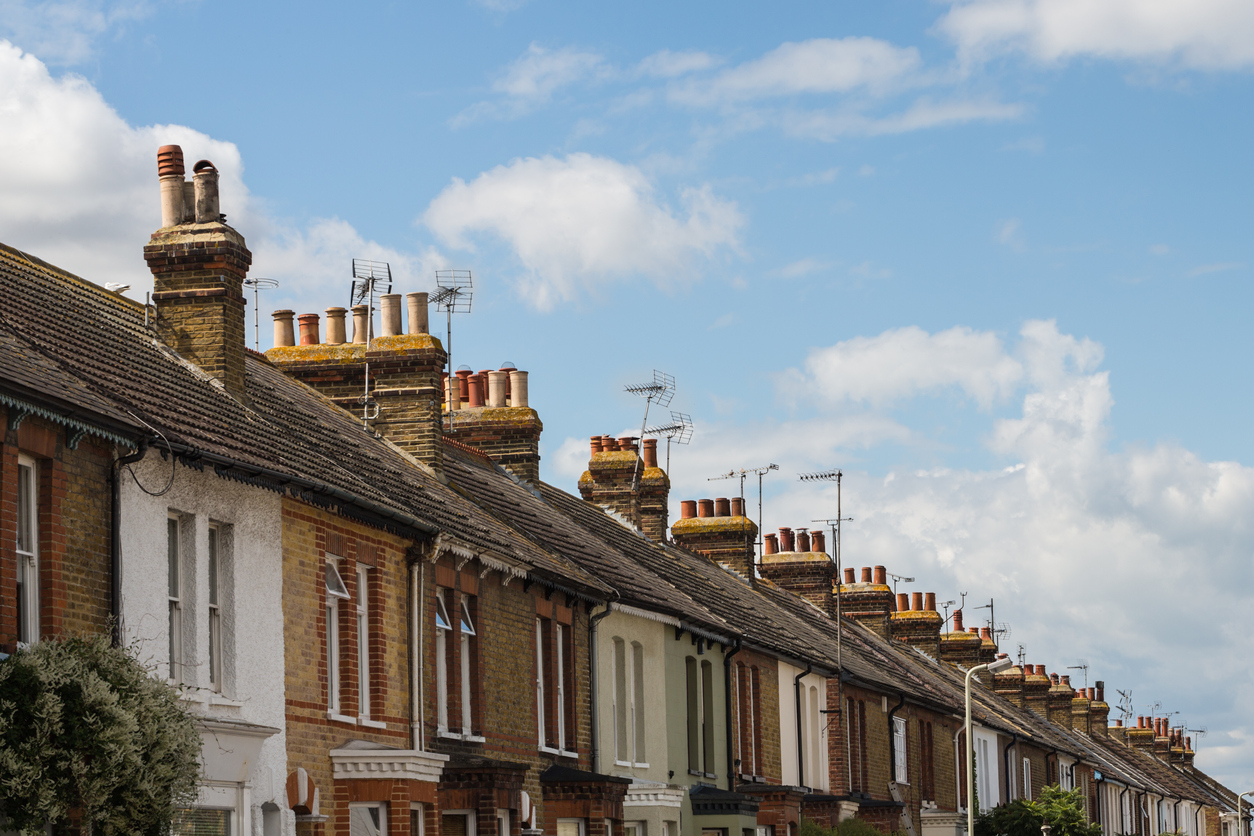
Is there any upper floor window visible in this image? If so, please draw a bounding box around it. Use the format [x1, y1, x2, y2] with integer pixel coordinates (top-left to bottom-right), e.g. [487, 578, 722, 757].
[207, 524, 222, 691]
[325, 557, 350, 713]
[893, 716, 908, 784]
[736, 663, 761, 778]
[437, 587, 480, 737]
[167, 514, 182, 681]
[357, 566, 372, 719]
[1021, 756, 1031, 800]
[436, 591, 451, 732]
[613, 638, 646, 766]
[537, 615, 572, 751]
[459, 595, 477, 734]
[15, 455, 38, 646]
[686, 657, 715, 776]
[920, 721, 936, 802]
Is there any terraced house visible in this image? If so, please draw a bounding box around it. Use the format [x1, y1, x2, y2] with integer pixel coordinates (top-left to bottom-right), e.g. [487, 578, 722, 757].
[0, 143, 1247, 836]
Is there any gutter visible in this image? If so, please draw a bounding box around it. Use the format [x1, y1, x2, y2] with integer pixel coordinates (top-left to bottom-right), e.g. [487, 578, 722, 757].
[795, 663, 813, 787]
[110, 438, 149, 647]
[588, 599, 615, 774]
[724, 639, 743, 790]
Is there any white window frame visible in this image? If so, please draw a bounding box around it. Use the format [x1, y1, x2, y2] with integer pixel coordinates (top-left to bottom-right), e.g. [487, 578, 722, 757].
[893, 716, 908, 784]
[613, 637, 627, 763]
[357, 566, 370, 718]
[436, 592, 451, 732]
[460, 595, 475, 733]
[555, 622, 566, 750]
[1022, 756, 1031, 800]
[444, 810, 477, 836]
[535, 618, 545, 744]
[496, 809, 510, 836]
[632, 642, 646, 765]
[167, 513, 182, 682]
[625, 823, 647, 836]
[557, 819, 586, 836]
[326, 557, 349, 714]
[411, 803, 426, 836]
[207, 523, 223, 692]
[348, 801, 387, 836]
[15, 455, 38, 646]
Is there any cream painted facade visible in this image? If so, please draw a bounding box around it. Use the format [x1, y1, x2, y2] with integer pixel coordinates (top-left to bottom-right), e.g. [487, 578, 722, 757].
[777, 662, 829, 792]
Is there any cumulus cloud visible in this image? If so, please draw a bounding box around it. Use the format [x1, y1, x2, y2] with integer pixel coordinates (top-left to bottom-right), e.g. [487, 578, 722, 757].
[421, 153, 744, 309]
[452, 43, 606, 125]
[636, 49, 719, 78]
[783, 97, 1023, 140]
[939, 0, 1254, 70]
[670, 37, 922, 105]
[786, 324, 1026, 409]
[0, 41, 438, 341]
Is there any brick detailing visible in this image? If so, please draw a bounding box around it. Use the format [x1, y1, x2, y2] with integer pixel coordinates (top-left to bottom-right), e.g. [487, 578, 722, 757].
[731, 650, 781, 784]
[438, 762, 526, 836]
[267, 336, 447, 471]
[1070, 692, 1092, 735]
[1047, 676, 1074, 727]
[740, 786, 803, 833]
[1089, 684, 1109, 737]
[144, 223, 251, 396]
[444, 408, 543, 483]
[839, 569, 894, 641]
[672, 515, 759, 578]
[539, 770, 628, 836]
[1, 413, 113, 652]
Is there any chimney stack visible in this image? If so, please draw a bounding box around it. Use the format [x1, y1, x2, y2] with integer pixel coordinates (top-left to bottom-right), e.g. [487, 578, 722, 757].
[443, 361, 543, 481]
[1047, 674, 1074, 727]
[1089, 681, 1109, 737]
[838, 566, 895, 640]
[671, 496, 758, 578]
[940, 608, 983, 667]
[1023, 664, 1051, 718]
[890, 589, 943, 659]
[145, 146, 251, 397]
[993, 659, 1026, 708]
[1070, 687, 1092, 735]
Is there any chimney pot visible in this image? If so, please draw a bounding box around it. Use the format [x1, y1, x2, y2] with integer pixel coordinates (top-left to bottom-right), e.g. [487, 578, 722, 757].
[764, 533, 778, 555]
[467, 373, 485, 408]
[445, 375, 462, 411]
[509, 370, 529, 407]
[698, 499, 715, 518]
[297, 313, 321, 346]
[642, 438, 658, 468]
[1116, 719, 1123, 727]
[406, 292, 429, 335]
[191, 160, 220, 223]
[796, 528, 811, 551]
[925, 592, 936, 612]
[487, 371, 508, 407]
[911, 591, 924, 611]
[272, 310, 295, 348]
[380, 294, 403, 336]
[619, 435, 637, 452]
[157, 145, 185, 177]
[873, 566, 887, 585]
[730, 497, 744, 516]
[325, 307, 347, 344]
[714, 497, 731, 517]
[982, 627, 993, 640]
[157, 146, 187, 228]
[1051, 673, 1059, 684]
[861, 567, 872, 583]
[953, 609, 965, 631]
[970, 627, 979, 634]
[351, 304, 370, 344]
[1186, 736, 1191, 750]
[1086, 687, 1095, 700]
[843, 568, 855, 584]
[896, 593, 909, 612]
[680, 500, 697, 519]
[1096, 685, 1104, 702]
[1137, 716, 1144, 729]
[811, 530, 825, 553]
[455, 369, 472, 409]
[778, 527, 794, 552]
[591, 436, 603, 456]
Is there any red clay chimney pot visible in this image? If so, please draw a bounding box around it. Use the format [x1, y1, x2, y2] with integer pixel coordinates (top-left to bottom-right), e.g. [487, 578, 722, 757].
[297, 313, 321, 346]
[730, 497, 744, 517]
[714, 497, 731, 517]
[925, 592, 936, 612]
[796, 528, 811, 551]
[911, 591, 924, 611]
[844, 568, 855, 584]
[157, 145, 186, 177]
[698, 499, 714, 518]
[873, 566, 887, 585]
[897, 593, 910, 612]
[861, 567, 872, 583]
[764, 533, 778, 555]
[680, 500, 697, 519]
[953, 609, 965, 631]
[778, 527, 794, 552]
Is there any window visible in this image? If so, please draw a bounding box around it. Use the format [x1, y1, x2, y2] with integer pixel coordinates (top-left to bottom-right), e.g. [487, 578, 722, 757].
[920, 721, 935, 802]
[685, 656, 716, 776]
[535, 618, 545, 744]
[325, 558, 349, 713]
[557, 820, 584, 836]
[977, 736, 993, 812]
[443, 813, 476, 836]
[1022, 757, 1031, 800]
[613, 639, 647, 766]
[460, 595, 476, 734]
[893, 716, 908, 784]
[686, 657, 700, 773]
[208, 525, 222, 691]
[349, 803, 387, 836]
[553, 621, 565, 748]
[173, 808, 232, 836]
[625, 823, 646, 836]
[737, 663, 761, 777]
[411, 805, 426, 836]
[437, 592, 451, 731]
[15, 456, 38, 645]
[496, 809, 510, 836]
[632, 642, 645, 762]
[537, 616, 572, 751]
[168, 514, 182, 680]
[357, 566, 371, 718]
[807, 684, 821, 788]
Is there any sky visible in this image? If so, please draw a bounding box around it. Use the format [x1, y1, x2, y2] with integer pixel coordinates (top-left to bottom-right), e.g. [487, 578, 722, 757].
[2, 0, 1253, 790]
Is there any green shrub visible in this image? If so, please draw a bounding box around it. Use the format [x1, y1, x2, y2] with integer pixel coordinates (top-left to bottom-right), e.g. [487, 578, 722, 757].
[975, 786, 1102, 836]
[0, 633, 201, 835]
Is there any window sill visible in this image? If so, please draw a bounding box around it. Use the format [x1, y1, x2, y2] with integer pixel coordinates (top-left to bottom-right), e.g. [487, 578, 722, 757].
[615, 761, 650, 769]
[540, 746, 578, 758]
[688, 770, 718, 780]
[327, 711, 358, 725]
[359, 718, 387, 730]
[438, 730, 485, 743]
[208, 695, 242, 708]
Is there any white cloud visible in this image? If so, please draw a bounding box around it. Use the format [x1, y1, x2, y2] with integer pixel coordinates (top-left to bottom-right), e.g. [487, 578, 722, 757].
[421, 153, 744, 309]
[1149, 243, 1170, 255]
[636, 49, 719, 78]
[0, 41, 438, 344]
[0, 0, 148, 65]
[1188, 261, 1244, 277]
[783, 97, 1023, 140]
[998, 217, 1024, 248]
[670, 37, 922, 105]
[453, 43, 606, 125]
[939, 0, 1254, 70]
[772, 257, 832, 278]
[787, 324, 1026, 409]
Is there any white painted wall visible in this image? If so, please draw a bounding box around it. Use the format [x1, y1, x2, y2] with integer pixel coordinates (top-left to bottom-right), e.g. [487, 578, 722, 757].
[596, 608, 670, 784]
[972, 728, 1001, 812]
[777, 662, 829, 791]
[120, 452, 288, 836]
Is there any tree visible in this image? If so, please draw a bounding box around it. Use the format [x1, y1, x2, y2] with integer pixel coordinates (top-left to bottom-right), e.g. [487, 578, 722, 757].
[975, 786, 1103, 836]
[0, 633, 201, 835]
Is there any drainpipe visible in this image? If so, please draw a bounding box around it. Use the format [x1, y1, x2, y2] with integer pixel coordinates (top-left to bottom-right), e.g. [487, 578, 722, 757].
[1003, 732, 1020, 803]
[110, 439, 149, 647]
[953, 722, 966, 811]
[724, 640, 743, 790]
[589, 599, 615, 774]
[887, 693, 906, 786]
[794, 663, 812, 787]
[409, 558, 422, 750]
[1194, 804, 1201, 836]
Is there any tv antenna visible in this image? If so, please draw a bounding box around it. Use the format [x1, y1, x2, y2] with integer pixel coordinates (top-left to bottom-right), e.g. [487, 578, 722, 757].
[1017, 644, 1027, 668]
[625, 370, 675, 491]
[800, 468, 854, 714]
[431, 270, 473, 377]
[1066, 663, 1090, 689]
[243, 277, 279, 351]
[1116, 689, 1135, 725]
[940, 599, 956, 628]
[710, 463, 778, 562]
[1185, 726, 1207, 753]
[351, 259, 391, 430]
[643, 410, 694, 474]
[887, 571, 914, 596]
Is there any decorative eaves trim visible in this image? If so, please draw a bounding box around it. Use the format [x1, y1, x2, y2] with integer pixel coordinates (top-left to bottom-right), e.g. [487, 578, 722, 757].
[623, 786, 685, 808]
[0, 391, 137, 449]
[614, 603, 681, 627]
[328, 747, 449, 782]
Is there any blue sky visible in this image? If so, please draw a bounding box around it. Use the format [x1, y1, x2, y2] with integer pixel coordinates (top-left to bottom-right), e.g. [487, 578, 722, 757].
[2, 0, 1253, 788]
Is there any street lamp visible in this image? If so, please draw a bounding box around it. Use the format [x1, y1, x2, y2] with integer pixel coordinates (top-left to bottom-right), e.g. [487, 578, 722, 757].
[967, 654, 1015, 835]
[1238, 792, 1254, 836]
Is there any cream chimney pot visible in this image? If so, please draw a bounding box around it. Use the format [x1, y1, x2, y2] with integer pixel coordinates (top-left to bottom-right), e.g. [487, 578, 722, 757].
[272, 310, 295, 348]
[380, 294, 403, 336]
[407, 292, 429, 335]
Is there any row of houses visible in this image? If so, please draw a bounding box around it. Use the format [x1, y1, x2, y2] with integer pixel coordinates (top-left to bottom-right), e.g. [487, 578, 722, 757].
[0, 144, 1245, 836]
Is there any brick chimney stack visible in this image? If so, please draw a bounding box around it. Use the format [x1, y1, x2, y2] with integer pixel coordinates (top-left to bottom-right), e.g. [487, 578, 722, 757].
[1071, 687, 1092, 735]
[890, 591, 943, 659]
[757, 521, 836, 610]
[1153, 718, 1171, 760]
[939, 609, 984, 667]
[1023, 665, 1051, 717]
[994, 660, 1026, 708]
[671, 496, 758, 577]
[267, 295, 447, 471]
[145, 147, 251, 397]
[839, 566, 895, 640]
[1047, 674, 1074, 727]
[1089, 682, 1109, 737]
[1128, 716, 1155, 751]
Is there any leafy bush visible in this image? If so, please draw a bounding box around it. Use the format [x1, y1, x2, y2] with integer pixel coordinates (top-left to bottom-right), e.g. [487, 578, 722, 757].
[800, 816, 897, 836]
[0, 633, 201, 835]
[975, 786, 1102, 836]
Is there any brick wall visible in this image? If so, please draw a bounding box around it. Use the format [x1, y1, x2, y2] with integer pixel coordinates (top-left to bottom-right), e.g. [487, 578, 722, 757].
[0, 410, 114, 650]
[731, 648, 781, 784]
